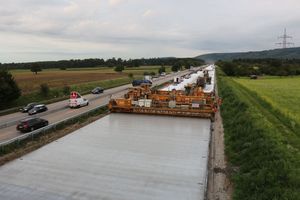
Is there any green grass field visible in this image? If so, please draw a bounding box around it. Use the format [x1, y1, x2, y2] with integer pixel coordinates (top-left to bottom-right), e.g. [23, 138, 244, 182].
[218, 71, 300, 199]
[234, 76, 300, 123]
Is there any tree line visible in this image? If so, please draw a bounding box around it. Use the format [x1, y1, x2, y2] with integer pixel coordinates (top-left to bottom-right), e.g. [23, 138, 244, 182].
[0, 57, 204, 70]
[216, 58, 300, 76]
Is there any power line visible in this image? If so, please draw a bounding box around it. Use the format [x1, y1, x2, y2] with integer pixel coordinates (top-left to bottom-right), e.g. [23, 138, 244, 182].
[276, 28, 294, 48]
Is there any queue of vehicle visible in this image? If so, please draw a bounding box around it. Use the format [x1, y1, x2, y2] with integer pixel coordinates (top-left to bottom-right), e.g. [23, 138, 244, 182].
[16, 90, 98, 133]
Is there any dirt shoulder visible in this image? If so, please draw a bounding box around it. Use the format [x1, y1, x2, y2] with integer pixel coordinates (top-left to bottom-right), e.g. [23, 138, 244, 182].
[207, 110, 232, 200]
[207, 72, 232, 200]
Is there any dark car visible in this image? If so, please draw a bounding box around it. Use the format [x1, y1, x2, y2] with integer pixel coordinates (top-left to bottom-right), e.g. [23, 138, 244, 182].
[132, 80, 152, 86]
[20, 102, 38, 113]
[28, 104, 48, 115]
[91, 87, 104, 94]
[16, 117, 49, 133]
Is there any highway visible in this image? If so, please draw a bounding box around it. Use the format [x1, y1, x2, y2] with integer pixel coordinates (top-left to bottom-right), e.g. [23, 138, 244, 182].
[0, 70, 192, 142]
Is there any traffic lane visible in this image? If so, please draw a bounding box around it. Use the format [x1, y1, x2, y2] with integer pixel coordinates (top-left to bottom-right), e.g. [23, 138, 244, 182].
[0, 90, 127, 142]
[0, 72, 175, 142]
[0, 100, 70, 129]
[0, 126, 20, 142]
[0, 82, 140, 128]
[44, 90, 126, 125]
[0, 71, 186, 127]
[0, 70, 190, 142]
[0, 85, 130, 127]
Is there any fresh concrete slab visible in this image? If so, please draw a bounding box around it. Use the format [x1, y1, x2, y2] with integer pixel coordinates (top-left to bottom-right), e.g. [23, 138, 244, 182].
[0, 113, 211, 200]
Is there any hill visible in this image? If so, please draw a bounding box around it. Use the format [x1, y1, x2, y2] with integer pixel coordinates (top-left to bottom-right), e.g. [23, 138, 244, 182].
[196, 47, 300, 62]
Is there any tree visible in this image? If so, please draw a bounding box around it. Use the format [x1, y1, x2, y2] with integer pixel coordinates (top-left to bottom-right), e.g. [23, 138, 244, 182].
[219, 61, 237, 76]
[40, 83, 50, 97]
[143, 71, 150, 76]
[114, 65, 124, 72]
[184, 61, 192, 69]
[128, 73, 134, 79]
[107, 57, 117, 67]
[158, 66, 166, 74]
[132, 59, 141, 67]
[171, 63, 181, 72]
[63, 85, 71, 95]
[31, 63, 42, 74]
[0, 70, 21, 107]
[270, 59, 282, 68]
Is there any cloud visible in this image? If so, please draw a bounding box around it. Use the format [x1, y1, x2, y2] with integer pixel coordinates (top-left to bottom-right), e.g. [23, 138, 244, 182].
[108, 0, 125, 7]
[63, 1, 79, 14]
[0, 0, 300, 63]
[142, 9, 154, 17]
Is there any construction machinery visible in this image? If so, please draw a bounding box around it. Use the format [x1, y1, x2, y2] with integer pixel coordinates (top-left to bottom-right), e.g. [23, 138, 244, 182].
[109, 71, 221, 120]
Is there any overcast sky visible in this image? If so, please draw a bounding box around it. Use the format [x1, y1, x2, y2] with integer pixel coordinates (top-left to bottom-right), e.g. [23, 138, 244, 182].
[0, 0, 299, 63]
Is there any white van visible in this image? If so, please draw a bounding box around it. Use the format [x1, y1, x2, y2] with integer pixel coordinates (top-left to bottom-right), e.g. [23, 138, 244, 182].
[69, 91, 89, 108]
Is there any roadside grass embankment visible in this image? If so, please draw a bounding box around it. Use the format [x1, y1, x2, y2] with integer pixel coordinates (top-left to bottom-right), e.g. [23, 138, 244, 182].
[218, 70, 300, 199]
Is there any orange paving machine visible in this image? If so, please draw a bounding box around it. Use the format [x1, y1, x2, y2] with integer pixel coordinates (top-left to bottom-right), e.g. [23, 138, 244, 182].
[109, 81, 221, 120]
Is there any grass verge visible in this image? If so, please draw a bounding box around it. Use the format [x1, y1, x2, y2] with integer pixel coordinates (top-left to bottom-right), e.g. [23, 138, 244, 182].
[217, 69, 300, 200]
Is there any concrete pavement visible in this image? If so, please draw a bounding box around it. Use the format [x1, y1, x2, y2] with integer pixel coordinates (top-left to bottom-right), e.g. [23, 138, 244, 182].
[0, 113, 211, 200]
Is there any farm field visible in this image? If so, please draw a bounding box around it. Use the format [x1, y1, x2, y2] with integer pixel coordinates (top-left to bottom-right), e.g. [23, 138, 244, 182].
[10, 66, 171, 94]
[218, 72, 300, 199]
[234, 76, 300, 123]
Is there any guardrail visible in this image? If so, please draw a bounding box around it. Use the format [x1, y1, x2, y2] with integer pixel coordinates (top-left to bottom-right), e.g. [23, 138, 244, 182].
[0, 104, 108, 154]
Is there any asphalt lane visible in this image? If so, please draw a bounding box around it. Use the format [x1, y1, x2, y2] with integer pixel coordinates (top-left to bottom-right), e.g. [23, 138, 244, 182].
[0, 70, 192, 142]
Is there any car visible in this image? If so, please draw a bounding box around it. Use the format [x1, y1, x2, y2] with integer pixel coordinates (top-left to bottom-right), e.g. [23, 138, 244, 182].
[132, 80, 152, 87]
[20, 102, 38, 113]
[16, 117, 49, 133]
[28, 104, 48, 115]
[91, 87, 104, 94]
[69, 91, 89, 108]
